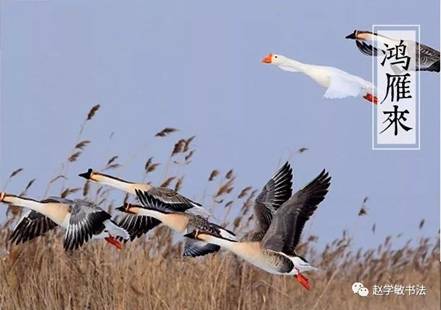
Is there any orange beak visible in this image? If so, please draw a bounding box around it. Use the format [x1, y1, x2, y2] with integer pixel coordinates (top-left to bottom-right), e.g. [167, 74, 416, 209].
[261, 53, 273, 64]
[105, 236, 123, 250]
[295, 273, 311, 290]
[0, 192, 5, 202]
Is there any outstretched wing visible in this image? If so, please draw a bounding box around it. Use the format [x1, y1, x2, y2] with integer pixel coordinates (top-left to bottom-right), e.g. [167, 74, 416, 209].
[183, 239, 220, 257]
[356, 40, 380, 56]
[9, 210, 58, 244]
[252, 162, 293, 241]
[262, 170, 331, 255]
[418, 43, 440, 71]
[324, 71, 367, 99]
[141, 187, 202, 212]
[117, 212, 161, 241]
[63, 200, 110, 251]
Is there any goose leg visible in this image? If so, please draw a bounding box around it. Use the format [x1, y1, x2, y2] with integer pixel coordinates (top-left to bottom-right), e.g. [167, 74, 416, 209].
[294, 271, 311, 290]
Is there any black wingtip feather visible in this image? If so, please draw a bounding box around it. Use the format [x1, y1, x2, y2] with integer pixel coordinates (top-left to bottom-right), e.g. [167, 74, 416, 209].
[422, 60, 440, 72]
[135, 189, 167, 212]
[183, 242, 221, 257]
[9, 212, 58, 245]
[117, 213, 161, 241]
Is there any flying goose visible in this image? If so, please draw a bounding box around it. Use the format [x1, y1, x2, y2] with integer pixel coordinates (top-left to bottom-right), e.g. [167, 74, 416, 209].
[78, 169, 202, 209]
[262, 53, 378, 104]
[78, 168, 206, 240]
[185, 168, 331, 290]
[130, 162, 293, 257]
[345, 30, 440, 72]
[0, 192, 129, 250]
[117, 198, 236, 257]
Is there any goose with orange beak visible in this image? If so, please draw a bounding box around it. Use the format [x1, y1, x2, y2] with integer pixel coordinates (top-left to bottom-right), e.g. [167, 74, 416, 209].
[0, 192, 129, 250]
[79, 168, 208, 241]
[185, 164, 331, 290]
[261, 53, 378, 104]
[119, 196, 237, 257]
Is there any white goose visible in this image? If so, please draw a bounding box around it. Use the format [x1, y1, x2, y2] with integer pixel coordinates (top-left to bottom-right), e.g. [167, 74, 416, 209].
[185, 166, 331, 290]
[0, 192, 129, 250]
[346, 30, 440, 72]
[262, 53, 378, 104]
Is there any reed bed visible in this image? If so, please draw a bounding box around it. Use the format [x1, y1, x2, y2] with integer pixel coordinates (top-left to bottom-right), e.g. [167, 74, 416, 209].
[1, 105, 439, 309]
[0, 228, 438, 310]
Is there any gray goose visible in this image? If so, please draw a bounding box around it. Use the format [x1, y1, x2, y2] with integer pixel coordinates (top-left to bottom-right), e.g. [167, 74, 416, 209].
[119, 195, 235, 256]
[185, 166, 331, 290]
[0, 192, 129, 250]
[345, 30, 440, 72]
[78, 168, 205, 242]
[129, 162, 293, 257]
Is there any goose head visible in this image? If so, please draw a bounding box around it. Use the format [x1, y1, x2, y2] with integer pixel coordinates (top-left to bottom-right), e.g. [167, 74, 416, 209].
[79, 168, 94, 180]
[345, 30, 357, 40]
[184, 229, 236, 243]
[345, 30, 373, 41]
[79, 169, 126, 184]
[261, 53, 287, 65]
[116, 203, 141, 215]
[184, 229, 214, 243]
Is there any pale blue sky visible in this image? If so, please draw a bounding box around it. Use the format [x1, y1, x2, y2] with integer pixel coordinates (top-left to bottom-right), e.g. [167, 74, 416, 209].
[0, 0, 439, 248]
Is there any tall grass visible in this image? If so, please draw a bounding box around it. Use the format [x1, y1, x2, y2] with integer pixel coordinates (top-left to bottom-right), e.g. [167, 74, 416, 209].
[1, 105, 439, 309]
[0, 229, 438, 309]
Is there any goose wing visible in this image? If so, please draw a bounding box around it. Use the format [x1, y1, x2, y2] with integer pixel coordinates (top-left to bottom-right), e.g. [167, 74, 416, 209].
[142, 187, 202, 212]
[63, 200, 110, 250]
[117, 212, 161, 241]
[355, 39, 440, 72]
[262, 170, 331, 255]
[183, 239, 220, 257]
[356, 40, 380, 56]
[324, 69, 373, 99]
[417, 43, 440, 71]
[251, 162, 293, 241]
[183, 217, 234, 257]
[9, 210, 58, 244]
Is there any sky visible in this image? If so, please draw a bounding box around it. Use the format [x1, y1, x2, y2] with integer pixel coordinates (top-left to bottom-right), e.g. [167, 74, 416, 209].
[0, 0, 439, 249]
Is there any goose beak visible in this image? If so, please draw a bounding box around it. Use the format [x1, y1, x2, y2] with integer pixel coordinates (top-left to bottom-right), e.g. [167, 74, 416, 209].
[78, 168, 94, 180]
[0, 192, 5, 202]
[184, 229, 200, 240]
[116, 204, 137, 214]
[345, 31, 357, 40]
[261, 54, 273, 64]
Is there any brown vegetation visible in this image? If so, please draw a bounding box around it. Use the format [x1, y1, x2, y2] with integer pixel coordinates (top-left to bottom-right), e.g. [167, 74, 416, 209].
[0, 228, 438, 310]
[1, 105, 439, 309]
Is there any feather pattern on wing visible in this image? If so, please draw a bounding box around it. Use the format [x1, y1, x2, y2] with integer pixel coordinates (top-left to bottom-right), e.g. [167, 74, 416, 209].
[117, 213, 161, 241]
[252, 162, 293, 241]
[137, 187, 201, 212]
[9, 210, 58, 244]
[63, 200, 111, 250]
[262, 170, 331, 255]
[183, 239, 220, 257]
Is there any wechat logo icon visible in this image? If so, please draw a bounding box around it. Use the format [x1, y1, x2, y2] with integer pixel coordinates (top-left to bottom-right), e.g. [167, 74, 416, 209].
[352, 282, 369, 297]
